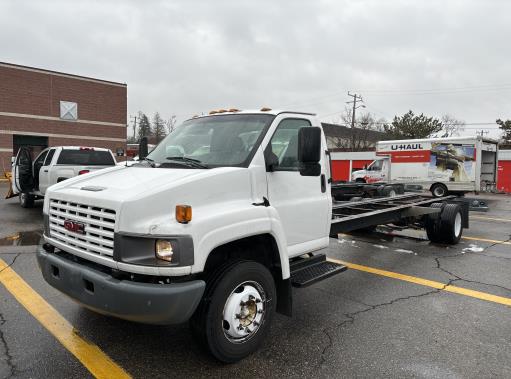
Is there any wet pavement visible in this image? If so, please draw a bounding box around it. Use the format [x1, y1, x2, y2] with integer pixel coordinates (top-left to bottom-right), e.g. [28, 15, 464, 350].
[1, 182, 510, 378]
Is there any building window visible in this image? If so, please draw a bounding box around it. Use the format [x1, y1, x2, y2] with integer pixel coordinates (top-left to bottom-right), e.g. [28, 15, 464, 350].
[60, 101, 78, 120]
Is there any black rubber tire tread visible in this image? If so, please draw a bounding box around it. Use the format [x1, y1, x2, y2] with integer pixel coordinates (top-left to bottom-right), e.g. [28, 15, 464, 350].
[431, 183, 448, 198]
[395, 184, 405, 194]
[426, 203, 463, 244]
[425, 203, 443, 243]
[19, 193, 34, 208]
[189, 260, 276, 363]
[383, 186, 397, 197]
[438, 203, 463, 244]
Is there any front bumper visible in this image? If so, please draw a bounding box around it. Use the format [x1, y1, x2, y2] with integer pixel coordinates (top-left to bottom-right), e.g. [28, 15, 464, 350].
[37, 244, 205, 325]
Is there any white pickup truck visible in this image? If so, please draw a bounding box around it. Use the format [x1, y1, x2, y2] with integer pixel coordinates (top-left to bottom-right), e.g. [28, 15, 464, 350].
[12, 146, 117, 208]
[36, 110, 468, 362]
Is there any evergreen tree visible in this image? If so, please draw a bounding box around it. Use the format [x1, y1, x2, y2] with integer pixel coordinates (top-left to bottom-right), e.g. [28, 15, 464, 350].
[137, 111, 151, 141]
[384, 110, 443, 139]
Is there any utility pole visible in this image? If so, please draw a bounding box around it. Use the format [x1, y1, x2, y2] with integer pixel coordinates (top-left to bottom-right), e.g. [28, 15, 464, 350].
[346, 92, 365, 150]
[477, 130, 489, 137]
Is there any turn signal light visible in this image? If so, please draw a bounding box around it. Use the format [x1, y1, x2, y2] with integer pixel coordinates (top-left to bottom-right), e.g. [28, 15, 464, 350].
[78, 170, 90, 175]
[175, 205, 192, 224]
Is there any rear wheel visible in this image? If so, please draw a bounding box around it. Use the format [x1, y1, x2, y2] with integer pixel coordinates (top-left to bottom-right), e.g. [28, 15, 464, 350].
[190, 261, 276, 363]
[19, 192, 34, 208]
[431, 183, 448, 198]
[383, 186, 397, 197]
[425, 203, 463, 244]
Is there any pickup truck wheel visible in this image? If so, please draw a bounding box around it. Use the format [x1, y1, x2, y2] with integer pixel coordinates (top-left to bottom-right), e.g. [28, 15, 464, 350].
[190, 261, 276, 363]
[426, 203, 463, 244]
[383, 186, 396, 197]
[19, 193, 35, 208]
[431, 183, 448, 198]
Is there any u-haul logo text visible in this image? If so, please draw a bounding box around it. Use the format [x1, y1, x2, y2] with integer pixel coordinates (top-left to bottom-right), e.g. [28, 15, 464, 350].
[391, 143, 423, 151]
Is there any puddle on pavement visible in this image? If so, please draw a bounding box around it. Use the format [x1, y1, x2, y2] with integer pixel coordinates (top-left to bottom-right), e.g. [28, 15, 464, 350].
[0, 230, 42, 246]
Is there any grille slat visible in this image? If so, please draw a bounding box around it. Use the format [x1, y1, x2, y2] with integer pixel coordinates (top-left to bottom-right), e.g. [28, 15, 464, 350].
[49, 199, 116, 259]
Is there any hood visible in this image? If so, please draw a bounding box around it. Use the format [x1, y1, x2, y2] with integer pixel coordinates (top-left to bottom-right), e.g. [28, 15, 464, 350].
[45, 165, 225, 210]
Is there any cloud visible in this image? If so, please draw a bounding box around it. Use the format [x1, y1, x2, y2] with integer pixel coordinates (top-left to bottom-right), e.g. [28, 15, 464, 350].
[1, 0, 510, 137]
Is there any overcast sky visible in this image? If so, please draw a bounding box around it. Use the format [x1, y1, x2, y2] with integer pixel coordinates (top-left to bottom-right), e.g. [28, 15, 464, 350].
[1, 0, 510, 138]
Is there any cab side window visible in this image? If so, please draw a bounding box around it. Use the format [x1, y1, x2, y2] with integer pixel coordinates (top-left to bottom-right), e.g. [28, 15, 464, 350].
[269, 118, 312, 171]
[34, 151, 48, 167]
[44, 149, 56, 166]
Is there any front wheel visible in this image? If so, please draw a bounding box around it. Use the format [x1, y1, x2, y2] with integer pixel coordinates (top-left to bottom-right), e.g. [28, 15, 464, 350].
[190, 261, 276, 363]
[19, 192, 35, 208]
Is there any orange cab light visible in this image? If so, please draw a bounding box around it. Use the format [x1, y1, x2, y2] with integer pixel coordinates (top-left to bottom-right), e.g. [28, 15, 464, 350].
[209, 110, 218, 115]
[175, 205, 192, 224]
[217, 109, 227, 113]
[260, 107, 272, 112]
[228, 108, 240, 112]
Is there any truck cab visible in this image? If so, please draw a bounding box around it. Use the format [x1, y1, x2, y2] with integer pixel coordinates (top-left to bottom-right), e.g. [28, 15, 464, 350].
[12, 146, 117, 207]
[351, 157, 389, 183]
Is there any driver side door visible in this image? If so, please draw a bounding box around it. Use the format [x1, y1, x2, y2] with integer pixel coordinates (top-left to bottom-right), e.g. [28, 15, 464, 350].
[12, 147, 34, 194]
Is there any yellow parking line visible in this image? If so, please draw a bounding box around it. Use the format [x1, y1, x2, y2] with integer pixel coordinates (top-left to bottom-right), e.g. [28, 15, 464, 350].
[462, 236, 511, 245]
[471, 216, 511, 223]
[328, 258, 511, 307]
[0, 258, 131, 379]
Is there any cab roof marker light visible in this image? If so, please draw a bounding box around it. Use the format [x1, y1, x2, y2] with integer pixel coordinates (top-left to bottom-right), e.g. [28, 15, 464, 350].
[228, 108, 240, 112]
[209, 110, 218, 115]
[260, 107, 272, 112]
[217, 109, 227, 113]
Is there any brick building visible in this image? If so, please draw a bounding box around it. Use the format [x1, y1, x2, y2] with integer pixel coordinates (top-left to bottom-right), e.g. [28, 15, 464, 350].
[0, 62, 127, 174]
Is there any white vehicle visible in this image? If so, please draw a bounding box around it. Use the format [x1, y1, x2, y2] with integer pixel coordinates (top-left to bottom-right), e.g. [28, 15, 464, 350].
[36, 110, 469, 362]
[11, 146, 117, 207]
[351, 136, 499, 197]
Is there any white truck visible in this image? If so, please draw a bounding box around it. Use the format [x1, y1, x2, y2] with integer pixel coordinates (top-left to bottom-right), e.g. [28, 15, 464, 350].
[11, 146, 117, 207]
[351, 136, 499, 197]
[36, 110, 469, 362]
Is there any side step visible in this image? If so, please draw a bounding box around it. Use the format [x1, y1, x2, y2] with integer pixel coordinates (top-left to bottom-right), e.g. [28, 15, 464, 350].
[290, 254, 347, 288]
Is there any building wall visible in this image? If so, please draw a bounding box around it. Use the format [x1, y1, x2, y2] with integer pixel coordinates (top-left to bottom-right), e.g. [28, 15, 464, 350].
[0, 62, 127, 174]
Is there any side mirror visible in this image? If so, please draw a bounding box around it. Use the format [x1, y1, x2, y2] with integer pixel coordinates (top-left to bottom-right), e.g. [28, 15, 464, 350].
[264, 145, 279, 172]
[139, 136, 148, 160]
[298, 127, 321, 176]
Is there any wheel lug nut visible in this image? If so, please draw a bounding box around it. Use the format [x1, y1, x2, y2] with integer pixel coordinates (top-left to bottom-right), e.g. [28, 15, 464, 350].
[249, 295, 255, 300]
[255, 299, 261, 303]
[246, 328, 252, 333]
[237, 325, 244, 331]
[235, 313, 241, 319]
[257, 309, 263, 314]
[240, 301, 245, 306]
[253, 321, 259, 326]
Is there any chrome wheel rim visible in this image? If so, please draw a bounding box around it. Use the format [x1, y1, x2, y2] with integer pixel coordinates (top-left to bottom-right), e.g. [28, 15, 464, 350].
[222, 281, 265, 343]
[454, 212, 462, 237]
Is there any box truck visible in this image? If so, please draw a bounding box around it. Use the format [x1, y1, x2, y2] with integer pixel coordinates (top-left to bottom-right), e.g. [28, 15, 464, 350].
[351, 136, 499, 197]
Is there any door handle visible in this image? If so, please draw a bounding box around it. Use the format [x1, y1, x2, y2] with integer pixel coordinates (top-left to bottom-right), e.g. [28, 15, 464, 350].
[43, 170, 48, 173]
[320, 174, 326, 193]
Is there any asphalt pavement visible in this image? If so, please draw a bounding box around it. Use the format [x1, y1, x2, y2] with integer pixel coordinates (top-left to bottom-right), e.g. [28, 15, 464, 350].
[1, 182, 510, 378]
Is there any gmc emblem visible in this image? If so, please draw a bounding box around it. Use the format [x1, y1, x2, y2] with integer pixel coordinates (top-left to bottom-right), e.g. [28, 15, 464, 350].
[63, 220, 85, 234]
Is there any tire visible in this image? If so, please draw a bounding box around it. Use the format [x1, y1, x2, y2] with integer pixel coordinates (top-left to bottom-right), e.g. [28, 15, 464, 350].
[19, 192, 35, 208]
[383, 186, 397, 197]
[190, 260, 276, 363]
[355, 178, 366, 183]
[431, 183, 448, 198]
[395, 184, 405, 194]
[426, 203, 463, 244]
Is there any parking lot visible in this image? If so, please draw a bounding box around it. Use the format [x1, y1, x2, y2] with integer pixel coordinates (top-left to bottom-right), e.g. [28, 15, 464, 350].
[1, 181, 510, 378]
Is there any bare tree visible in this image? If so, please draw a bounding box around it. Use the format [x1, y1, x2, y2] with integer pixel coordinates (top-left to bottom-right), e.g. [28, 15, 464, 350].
[439, 114, 466, 137]
[165, 115, 177, 135]
[153, 112, 166, 143]
[329, 107, 386, 150]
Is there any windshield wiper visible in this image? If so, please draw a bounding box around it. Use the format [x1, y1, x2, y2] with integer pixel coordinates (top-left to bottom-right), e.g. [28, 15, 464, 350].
[165, 156, 209, 169]
[143, 157, 155, 167]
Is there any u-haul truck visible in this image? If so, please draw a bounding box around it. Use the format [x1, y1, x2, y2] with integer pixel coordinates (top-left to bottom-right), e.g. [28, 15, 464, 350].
[351, 136, 499, 197]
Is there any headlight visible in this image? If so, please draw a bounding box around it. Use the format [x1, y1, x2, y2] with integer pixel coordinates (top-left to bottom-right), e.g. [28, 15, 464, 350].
[155, 239, 174, 261]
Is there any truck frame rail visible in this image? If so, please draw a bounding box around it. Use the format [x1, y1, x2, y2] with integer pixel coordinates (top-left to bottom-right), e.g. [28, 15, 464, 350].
[330, 194, 469, 236]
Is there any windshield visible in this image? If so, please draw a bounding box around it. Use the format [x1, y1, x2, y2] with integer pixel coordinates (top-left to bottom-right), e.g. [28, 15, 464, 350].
[146, 114, 274, 168]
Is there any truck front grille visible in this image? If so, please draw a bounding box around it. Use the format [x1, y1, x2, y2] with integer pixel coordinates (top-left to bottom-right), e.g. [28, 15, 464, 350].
[48, 199, 116, 259]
